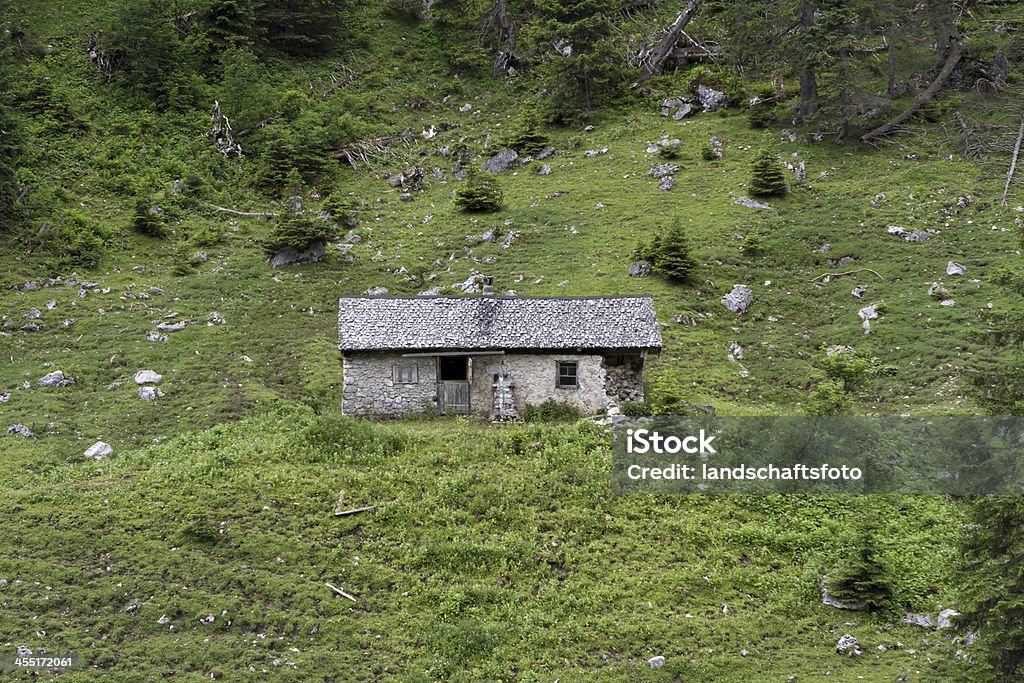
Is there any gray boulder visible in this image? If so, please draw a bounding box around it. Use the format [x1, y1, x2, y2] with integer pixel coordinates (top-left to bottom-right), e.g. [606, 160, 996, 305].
[672, 103, 694, 120]
[659, 176, 676, 191]
[937, 609, 960, 629]
[157, 321, 189, 332]
[736, 196, 770, 210]
[268, 239, 326, 268]
[696, 84, 727, 111]
[722, 285, 753, 314]
[647, 655, 666, 669]
[858, 304, 879, 321]
[138, 387, 164, 401]
[7, 424, 33, 438]
[648, 164, 681, 179]
[481, 149, 519, 173]
[947, 261, 966, 276]
[903, 613, 935, 628]
[365, 286, 389, 297]
[84, 441, 113, 459]
[134, 370, 163, 385]
[628, 260, 651, 277]
[536, 146, 556, 160]
[836, 634, 862, 656]
[38, 370, 75, 387]
[536, 164, 552, 176]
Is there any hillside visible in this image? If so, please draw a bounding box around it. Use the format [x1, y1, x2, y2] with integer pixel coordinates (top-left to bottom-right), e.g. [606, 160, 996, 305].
[1, 0, 1023, 679]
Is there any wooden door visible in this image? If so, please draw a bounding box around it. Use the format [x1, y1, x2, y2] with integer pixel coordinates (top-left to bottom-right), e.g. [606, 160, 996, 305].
[438, 382, 470, 414]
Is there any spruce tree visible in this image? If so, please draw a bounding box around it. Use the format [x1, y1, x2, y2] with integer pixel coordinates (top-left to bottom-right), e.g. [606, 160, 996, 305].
[749, 149, 788, 197]
[652, 223, 697, 283]
[830, 530, 894, 612]
[453, 169, 503, 212]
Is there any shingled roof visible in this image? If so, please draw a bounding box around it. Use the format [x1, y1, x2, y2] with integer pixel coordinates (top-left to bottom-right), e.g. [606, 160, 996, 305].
[338, 296, 662, 352]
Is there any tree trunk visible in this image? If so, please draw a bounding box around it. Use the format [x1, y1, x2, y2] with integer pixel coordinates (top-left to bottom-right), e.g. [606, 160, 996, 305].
[796, 0, 818, 120]
[635, 0, 705, 85]
[495, 0, 515, 52]
[861, 40, 964, 142]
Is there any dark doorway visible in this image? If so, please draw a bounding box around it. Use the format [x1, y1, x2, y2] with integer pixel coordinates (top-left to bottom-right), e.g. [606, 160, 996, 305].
[438, 356, 469, 381]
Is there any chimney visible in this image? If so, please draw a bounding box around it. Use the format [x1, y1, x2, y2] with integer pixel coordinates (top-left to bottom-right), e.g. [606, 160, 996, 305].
[482, 276, 494, 297]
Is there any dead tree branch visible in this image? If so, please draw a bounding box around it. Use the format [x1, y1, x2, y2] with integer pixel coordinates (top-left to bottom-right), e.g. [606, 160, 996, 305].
[207, 101, 243, 157]
[201, 201, 278, 218]
[331, 130, 416, 169]
[861, 41, 964, 142]
[634, 0, 705, 86]
[1001, 107, 1024, 205]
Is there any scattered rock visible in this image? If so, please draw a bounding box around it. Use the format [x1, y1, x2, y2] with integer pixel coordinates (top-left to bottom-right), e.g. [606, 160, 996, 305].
[648, 164, 681, 179]
[887, 225, 931, 242]
[125, 598, 141, 614]
[696, 84, 727, 111]
[207, 311, 225, 325]
[858, 304, 879, 321]
[836, 634, 862, 657]
[20, 323, 41, 332]
[536, 164, 552, 176]
[928, 282, 949, 299]
[536, 146, 556, 160]
[46, 301, 57, 310]
[157, 321, 188, 332]
[722, 285, 753, 314]
[452, 271, 488, 293]
[84, 441, 113, 459]
[267, 240, 326, 267]
[364, 286, 389, 296]
[659, 176, 676, 191]
[7, 424, 34, 438]
[628, 260, 651, 278]
[460, 103, 472, 112]
[903, 613, 935, 628]
[38, 370, 75, 388]
[158, 614, 170, 625]
[481, 149, 519, 173]
[937, 609, 960, 629]
[399, 192, 413, 202]
[145, 331, 169, 343]
[940, 299, 956, 307]
[728, 341, 744, 361]
[647, 655, 666, 669]
[583, 148, 608, 158]
[138, 386, 164, 401]
[947, 261, 966, 276]
[0, 393, 9, 402]
[827, 256, 856, 267]
[672, 103, 694, 120]
[736, 196, 770, 210]
[825, 345, 855, 357]
[418, 287, 441, 296]
[24, 308, 42, 320]
[134, 371, 163, 385]
[851, 286, 866, 299]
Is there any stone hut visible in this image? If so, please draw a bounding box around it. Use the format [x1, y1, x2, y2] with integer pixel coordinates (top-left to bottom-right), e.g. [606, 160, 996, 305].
[338, 294, 662, 418]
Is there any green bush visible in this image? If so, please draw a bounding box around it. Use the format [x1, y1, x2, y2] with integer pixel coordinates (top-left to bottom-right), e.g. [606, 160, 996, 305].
[453, 169, 503, 213]
[521, 399, 581, 423]
[619, 400, 652, 417]
[656, 140, 682, 159]
[132, 198, 167, 237]
[58, 211, 109, 269]
[817, 346, 871, 392]
[262, 213, 336, 254]
[748, 149, 788, 197]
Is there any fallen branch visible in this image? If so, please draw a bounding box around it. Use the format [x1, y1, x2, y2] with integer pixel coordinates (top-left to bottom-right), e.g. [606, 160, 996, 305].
[335, 506, 376, 517]
[324, 582, 357, 602]
[1001, 107, 1024, 205]
[330, 130, 416, 169]
[809, 268, 884, 283]
[861, 41, 964, 142]
[201, 201, 278, 218]
[634, 0, 705, 86]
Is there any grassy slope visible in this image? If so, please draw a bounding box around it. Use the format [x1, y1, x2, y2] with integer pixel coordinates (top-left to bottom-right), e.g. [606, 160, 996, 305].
[0, 2, 1020, 680]
[0, 406, 974, 681]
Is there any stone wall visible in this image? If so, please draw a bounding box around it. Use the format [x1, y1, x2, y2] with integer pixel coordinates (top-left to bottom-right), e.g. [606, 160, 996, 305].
[343, 351, 647, 418]
[342, 353, 437, 416]
[468, 353, 609, 417]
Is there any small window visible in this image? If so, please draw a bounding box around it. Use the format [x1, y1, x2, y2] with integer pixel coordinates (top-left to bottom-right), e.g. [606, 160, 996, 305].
[393, 364, 418, 384]
[557, 361, 579, 389]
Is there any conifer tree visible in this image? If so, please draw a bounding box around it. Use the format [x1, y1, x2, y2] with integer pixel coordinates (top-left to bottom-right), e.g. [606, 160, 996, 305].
[749, 149, 788, 197]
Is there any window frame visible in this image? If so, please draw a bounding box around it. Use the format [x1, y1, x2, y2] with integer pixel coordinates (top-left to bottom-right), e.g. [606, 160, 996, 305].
[556, 360, 579, 389]
[393, 364, 418, 384]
